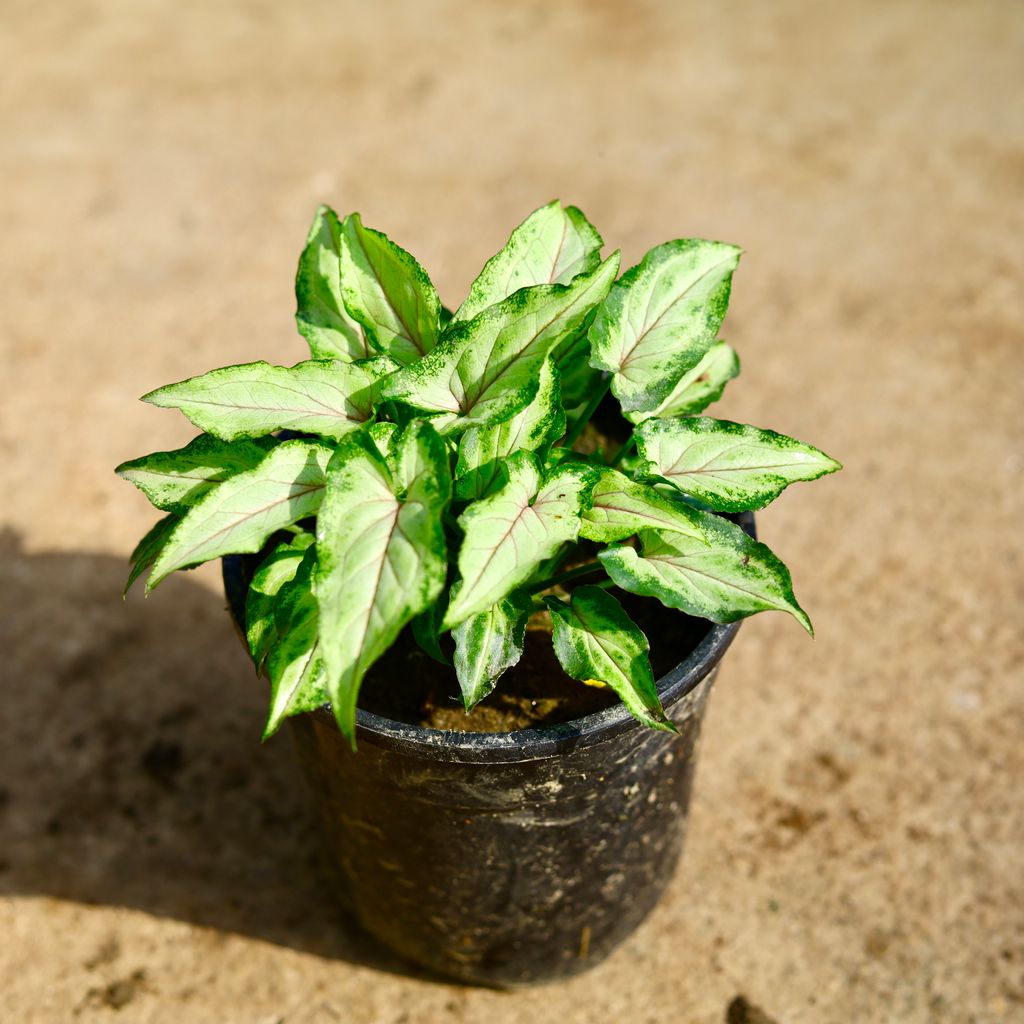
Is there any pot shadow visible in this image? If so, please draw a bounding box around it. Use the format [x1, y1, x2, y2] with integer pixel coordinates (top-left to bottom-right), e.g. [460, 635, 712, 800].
[0, 528, 429, 978]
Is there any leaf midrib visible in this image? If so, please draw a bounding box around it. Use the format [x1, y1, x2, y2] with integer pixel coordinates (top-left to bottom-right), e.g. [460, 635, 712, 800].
[589, 485, 700, 536]
[274, 637, 319, 718]
[166, 378, 355, 420]
[350, 503, 403, 680]
[619, 251, 734, 370]
[649, 551, 787, 609]
[572, 602, 631, 681]
[461, 274, 601, 411]
[127, 466, 239, 484]
[173, 480, 323, 566]
[355, 227, 428, 357]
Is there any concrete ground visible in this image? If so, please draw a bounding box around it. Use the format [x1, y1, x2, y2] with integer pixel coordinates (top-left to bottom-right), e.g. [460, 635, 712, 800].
[1, 1, 1021, 1021]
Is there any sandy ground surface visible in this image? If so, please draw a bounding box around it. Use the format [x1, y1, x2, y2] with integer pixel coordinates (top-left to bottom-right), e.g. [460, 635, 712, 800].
[2, 1, 1022, 1021]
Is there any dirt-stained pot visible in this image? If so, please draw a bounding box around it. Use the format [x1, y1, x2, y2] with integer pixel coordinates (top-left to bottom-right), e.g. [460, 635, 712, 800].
[222, 512, 752, 987]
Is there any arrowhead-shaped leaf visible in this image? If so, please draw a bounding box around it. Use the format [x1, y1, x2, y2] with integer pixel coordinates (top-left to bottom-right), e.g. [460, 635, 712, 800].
[245, 531, 316, 671]
[124, 512, 181, 595]
[599, 514, 812, 633]
[589, 239, 741, 416]
[116, 434, 278, 512]
[579, 468, 708, 544]
[452, 588, 532, 710]
[454, 357, 565, 501]
[316, 421, 451, 742]
[636, 417, 841, 512]
[142, 358, 395, 442]
[453, 201, 603, 322]
[443, 454, 597, 629]
[383, 253, 620, 434]
[626, 340, 740, 423]
[262, 546, 329, 739]
[146, 440, 332, 591]
[545, 586, 674, 732]
[339, 213, 441, 365]
[296, 205, 372, 361]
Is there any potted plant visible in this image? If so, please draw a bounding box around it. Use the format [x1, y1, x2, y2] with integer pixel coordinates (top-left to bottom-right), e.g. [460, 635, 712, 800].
[117, 201, 840, 986]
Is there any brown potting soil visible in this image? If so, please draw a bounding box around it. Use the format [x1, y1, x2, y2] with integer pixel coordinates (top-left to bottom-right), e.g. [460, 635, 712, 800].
[358, 620, 618, 732]
[357, 588, 710, 732]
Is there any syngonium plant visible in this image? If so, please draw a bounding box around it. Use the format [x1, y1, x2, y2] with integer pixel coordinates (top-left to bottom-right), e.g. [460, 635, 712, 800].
[117, 201, 840, 747]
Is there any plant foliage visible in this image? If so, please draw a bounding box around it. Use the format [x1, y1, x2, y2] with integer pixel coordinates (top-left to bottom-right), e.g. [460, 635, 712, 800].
[118, 202, 840, 745]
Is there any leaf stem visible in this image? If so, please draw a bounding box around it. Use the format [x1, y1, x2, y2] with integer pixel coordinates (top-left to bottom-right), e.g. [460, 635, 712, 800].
[608, 436, 636, 467]
[528, 560, 605, 594]
[561, 372, 611, 450]
[532, 542, 570, 584]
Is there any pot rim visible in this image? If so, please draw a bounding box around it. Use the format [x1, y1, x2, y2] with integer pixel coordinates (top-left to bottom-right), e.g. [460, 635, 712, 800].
[222, 511, 753, 765]
[332, 618, 739, 763]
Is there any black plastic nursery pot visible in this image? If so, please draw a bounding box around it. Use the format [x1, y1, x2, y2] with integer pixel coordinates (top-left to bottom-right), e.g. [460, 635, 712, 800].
[222, 512, 753, 988]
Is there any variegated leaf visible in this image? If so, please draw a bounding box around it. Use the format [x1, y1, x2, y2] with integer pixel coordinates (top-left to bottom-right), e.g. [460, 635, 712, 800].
[443, 454, 597, 629]
[626, 340, 740, 423]
[339, 213, 441, 365]
[124, 512, 181, 595]
[589, 239, 741, 416]
[599, 514, 812, 633]
[383, 253, 620, 434]
[245, 531, 316, 671]
[636, 417, 841, 511]
[142, 358, 394, 441]
[452, 589, 532, 709]
[295, 205, 372, 360]
[545, 586, 673, 731]
[454, 201, 603, 322]
[316, 421, 451, 742]
[263, 547, 328, 739]
[454, 357, 565, 501]
[579, 468, 708, 544]
[146, 440, 332, 591]
[116, 434, 277, 512]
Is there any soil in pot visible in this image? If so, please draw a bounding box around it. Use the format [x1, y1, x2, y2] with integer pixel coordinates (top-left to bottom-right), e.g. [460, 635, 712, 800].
[357, 589, 712, 732]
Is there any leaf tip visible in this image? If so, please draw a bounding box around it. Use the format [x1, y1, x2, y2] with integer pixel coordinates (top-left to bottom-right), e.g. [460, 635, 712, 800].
[330, 701, 359, 751]
[139, 385, 169, 407]
[793, 606, 814, 637]
[656, 716, 680, 736]
[142, 567, 165, 596]
[634, 705, 677, 734]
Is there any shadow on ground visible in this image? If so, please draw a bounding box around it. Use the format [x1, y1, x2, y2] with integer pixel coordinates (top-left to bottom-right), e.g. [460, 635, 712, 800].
[0, 528, 420, 977]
